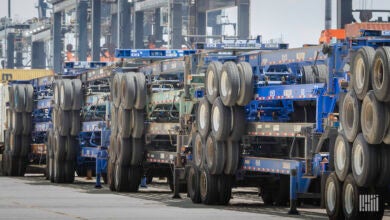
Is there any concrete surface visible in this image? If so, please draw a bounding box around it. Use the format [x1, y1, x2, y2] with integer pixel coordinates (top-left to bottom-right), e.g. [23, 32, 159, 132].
[0, 176, 388, 220]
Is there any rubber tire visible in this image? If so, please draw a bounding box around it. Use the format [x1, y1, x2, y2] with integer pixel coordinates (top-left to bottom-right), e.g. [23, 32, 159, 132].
[54, 131, 66, 161]
[205, 61, 223, 104]
[236, 62, 254, 106]
[109, 134, 117, 163]
[199, 167, 218, 205]
[352, 47, 375, 100]
[371, 46, 390, 102]
[261, 187, 274, 205]
[230, 106, 246, 141]
[8, 153, 20, 176]
[13, 85, 25, 112]
[325, 172, 344, 220]
[131, 109, 144, 138]
[59, 79, 73, 111]
[54, 158, 65, 183]
[273, 175, 290, 206]
[22, 112, 32, 135]
[12, 111, 23, 135]
[49, 156, 55, 182]
[9, 131, 21, 157]
[120, 73, 136, 109]
[219, 61, 240, 106]
[24, 84, 34, 112]
[341, 90, 361, 142]
[70, 110, 80, 136]
[131, 138, 144, 166]
[128, 166, 142, 192]
[53, 80, 61, 108]
[382, 104, 390, 144]
[116, 136, 132, 166]
[8, 86, 15, 110]
[342, 174, 384, 220]
[351, 134, 378, 187]
[193, 133, 204, 167]
[205, 134, 226, 175]
[377, 144, 390, 187]
[64, 161, 75, 183]
[71, 79, 82, 110]
[20, 135, 31, 158]
[112, 74, 122, 108]
[46, 129, 53, 180]
[217, 174, 232, 205]
[211, 97, 231, 141]
[6, 109, 12, 131]
[334, 134, 352, 182]
[134, 73, 147, 110]
[361, 91, 387, 144]
[65, 136, 77, 161]
[197, 98, 211, 139]
[187, 163, 202, 203]
[107, 161, 116, 191]
[302, 65, 315, 84]
[57, 109, 71, 136]
[110, 106, 118, 137]
[315, 64, 329, 84]
[118, 107, 132, 138]
[224, 139, 240, 175]
[17, 156, 27, 176]
[115, 163, 130, 192]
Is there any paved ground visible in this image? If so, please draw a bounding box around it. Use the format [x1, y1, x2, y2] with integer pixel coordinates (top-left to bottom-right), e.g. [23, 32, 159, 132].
[0, 175, 388, 220]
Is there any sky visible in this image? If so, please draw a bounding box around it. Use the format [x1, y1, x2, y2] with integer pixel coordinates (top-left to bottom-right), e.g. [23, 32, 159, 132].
[1, 0, 390, 48]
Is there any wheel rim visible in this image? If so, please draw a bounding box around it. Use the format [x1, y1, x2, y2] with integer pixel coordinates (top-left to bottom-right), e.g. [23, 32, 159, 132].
[207, 70, 215, 96]
[118, 108, 123, 131]
[353, 143, 364, 176]
[345, 100, 354, 130]
[60, 84, 65, 106]
[189, 169, 195, 195]
[195, 136, 202, 166]
[199, 104, 207, 130]
[363, 101, 373, 131]
[7, 110, 11, 128]
[220, 71, 228, 97]
[326, 181, 336, 212]
[355, 56, 365, 91]
[212, 107, 220, 132]
[54, 85, 59, 105]
[200, 171, 207, 198]
[12, 112, 16, 130]
[344, 183, 354, 215]
[373, 58, 384, 90]
[206, 138, 214, 169]
[115, 163, 120, 188]
[336, 139, 346, 171]
[9, 133, 14, 151]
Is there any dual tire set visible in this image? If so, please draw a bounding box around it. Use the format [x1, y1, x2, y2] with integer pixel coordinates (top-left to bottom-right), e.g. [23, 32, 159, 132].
[46, 79, 82, 183]
[187, 61, 253, 205]
[2, 84, 33, 176]
[325, 46, 390, 219]
[108, 72, 146, 192]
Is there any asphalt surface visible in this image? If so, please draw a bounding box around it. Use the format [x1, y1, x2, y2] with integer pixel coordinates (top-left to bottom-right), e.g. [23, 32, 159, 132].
[0, 175, 388, 220]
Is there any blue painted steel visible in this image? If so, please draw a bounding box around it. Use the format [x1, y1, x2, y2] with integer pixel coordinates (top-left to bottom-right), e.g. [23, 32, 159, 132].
[64, 61, 109, 69]
[290, 169, 298, 200]
[115, 49, 196, 59]
[81, 146, 100, 158]
[194, 90, 204, 99]
[95, 148, 108, 187]
[63, 61, 110, 75]
[241, 156, 302, 175]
